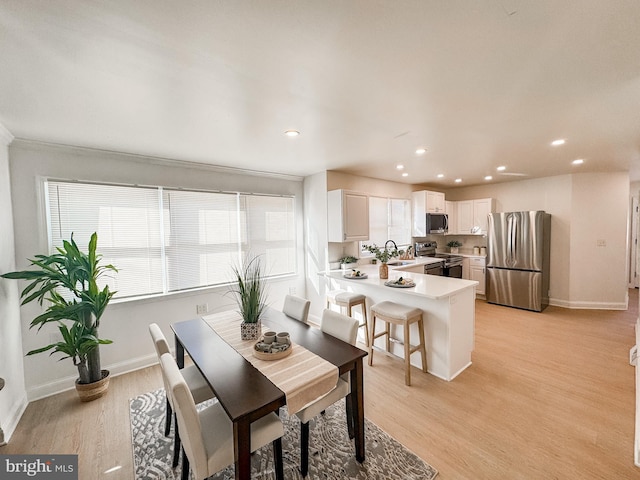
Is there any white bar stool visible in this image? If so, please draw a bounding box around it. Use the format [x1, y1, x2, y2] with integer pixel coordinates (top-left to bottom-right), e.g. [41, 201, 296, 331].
[326, 289, 369, 347]
[369, 301, 427, 386]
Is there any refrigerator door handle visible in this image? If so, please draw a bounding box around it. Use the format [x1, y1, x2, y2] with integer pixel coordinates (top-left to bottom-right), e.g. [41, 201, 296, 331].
[506, 213, 513, 265]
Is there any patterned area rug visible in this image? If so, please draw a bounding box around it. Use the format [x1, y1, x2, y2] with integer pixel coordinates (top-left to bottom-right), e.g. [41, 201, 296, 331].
[130, 389, 438, 479]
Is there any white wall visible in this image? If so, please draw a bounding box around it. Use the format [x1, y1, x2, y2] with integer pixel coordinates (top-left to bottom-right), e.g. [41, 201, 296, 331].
[444, 173, 629, 309]
[0, 124, 26, 444]
[8, 140, 306, 400]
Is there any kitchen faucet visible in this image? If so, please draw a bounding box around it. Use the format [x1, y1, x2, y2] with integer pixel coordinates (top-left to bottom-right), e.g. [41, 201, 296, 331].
[384, 239, 397, 252]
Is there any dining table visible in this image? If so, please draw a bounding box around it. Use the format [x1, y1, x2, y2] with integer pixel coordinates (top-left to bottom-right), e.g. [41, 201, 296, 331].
[171, 307, 368, 480]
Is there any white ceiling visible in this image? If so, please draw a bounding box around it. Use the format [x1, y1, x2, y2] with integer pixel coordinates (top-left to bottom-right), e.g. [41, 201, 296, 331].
[1, 1, 639, 187]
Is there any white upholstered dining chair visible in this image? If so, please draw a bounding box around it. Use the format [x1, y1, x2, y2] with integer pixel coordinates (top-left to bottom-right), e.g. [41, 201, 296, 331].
[282, 294, 311, 323]
[148, 323, 215, 468]
[295, 308, 359, 477]
[160, 352, 285, 480]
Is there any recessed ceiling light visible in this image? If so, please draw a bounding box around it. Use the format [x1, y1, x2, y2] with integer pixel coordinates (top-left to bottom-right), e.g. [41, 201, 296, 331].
[572, 159, 584, 165]
[284, 129, 300, 137]
[455, 178, 462, 183]
[396, 164, 404, 170]
[484, 175, 493, 181]
[415, 148, 427, 155]
[496, 166, 506, 171]
[437, 173, 444, 178]
[551, 139, 565, 146]
[402, 172, 409, 177]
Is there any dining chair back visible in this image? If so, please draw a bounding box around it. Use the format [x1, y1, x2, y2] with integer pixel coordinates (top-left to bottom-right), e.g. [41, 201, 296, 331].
[160, 352, 285, 480]
[282, 294, 311, 323]
[149, 323, 215, 468]
[295, 309, 360, 477]
[320, 308, 359, 345]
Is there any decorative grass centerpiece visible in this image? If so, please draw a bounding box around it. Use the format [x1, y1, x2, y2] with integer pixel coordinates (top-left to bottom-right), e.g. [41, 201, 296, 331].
[229, 255, 267, 340]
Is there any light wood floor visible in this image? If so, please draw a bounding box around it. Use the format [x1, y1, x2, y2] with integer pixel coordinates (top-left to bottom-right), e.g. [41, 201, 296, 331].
[2, 292, 639, 479]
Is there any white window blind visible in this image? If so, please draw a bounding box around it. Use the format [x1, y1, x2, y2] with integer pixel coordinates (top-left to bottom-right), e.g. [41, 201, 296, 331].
[47, 181, 163, 299]
[46, 180, 296, 300]
[360, 196, 412, 255]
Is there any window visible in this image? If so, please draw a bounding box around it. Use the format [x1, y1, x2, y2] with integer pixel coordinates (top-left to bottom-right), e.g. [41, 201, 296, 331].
[46, 180, 296, 300]
[360, 196, 411, 255]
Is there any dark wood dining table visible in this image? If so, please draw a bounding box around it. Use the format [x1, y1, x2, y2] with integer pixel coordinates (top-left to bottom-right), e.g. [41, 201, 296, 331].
[171, 307, 368, 480]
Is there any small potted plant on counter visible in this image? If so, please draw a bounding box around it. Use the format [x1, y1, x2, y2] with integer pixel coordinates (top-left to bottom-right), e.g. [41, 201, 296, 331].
[338, 255, 358, 271]
[447, 240, 463, 254]
[362, 243, 399, 279]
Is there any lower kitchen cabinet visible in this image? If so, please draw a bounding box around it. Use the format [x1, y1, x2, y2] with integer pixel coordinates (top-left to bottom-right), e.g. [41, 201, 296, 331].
[469, 256, 486, 296]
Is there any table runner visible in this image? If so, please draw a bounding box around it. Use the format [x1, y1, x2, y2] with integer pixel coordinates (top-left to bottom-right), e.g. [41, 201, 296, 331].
[202, 310, 339, 415]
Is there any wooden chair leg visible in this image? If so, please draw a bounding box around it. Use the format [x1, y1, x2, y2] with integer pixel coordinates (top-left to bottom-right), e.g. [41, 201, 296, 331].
[404, 320, 411, 386]
[368, 315, 376, 366]
[181, 447, 189, 480]
[273, 438, 284, 480]
[385, 321, 391, 353]
[361, 303, 370, 347]
[172, 413, 181, 468]
[418, 318, 428, 373]
[300, 421, 310, 477]
[164, 397, 172, 436]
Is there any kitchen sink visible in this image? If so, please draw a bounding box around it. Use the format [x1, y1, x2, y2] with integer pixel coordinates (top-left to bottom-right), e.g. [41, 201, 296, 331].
[387, 260, 414, 266]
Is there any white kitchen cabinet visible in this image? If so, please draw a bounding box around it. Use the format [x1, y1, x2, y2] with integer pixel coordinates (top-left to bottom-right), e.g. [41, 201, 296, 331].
[456, 198, 494, 234]
[412, 190, 446, 236]
[445, 201, 457, 234]
[462, 257, 470, 279]
[327, 189, 369, 242]
[469, 256, 486, 296]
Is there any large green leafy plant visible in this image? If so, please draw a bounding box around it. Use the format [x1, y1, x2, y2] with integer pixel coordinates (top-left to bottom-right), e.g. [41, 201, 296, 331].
[1, 233, 117, 384]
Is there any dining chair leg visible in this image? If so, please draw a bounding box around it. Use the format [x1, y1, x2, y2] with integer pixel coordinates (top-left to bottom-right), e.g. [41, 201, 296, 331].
[164, 397, 172, 436]
[181, 448, 189, 480]
[172, 413, 181, 468]
[273, 438, 284, 480]
[345, 393, 355, 439]
[300, 420, 310, 477]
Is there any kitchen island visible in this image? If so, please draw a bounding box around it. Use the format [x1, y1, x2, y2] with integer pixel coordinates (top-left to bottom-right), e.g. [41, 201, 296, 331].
[324, 260, 477, 381]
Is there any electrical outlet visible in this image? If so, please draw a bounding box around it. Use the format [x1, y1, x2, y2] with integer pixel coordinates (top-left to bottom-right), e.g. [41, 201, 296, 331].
[196, 303, 208, 315]
[596, 239, 606, 247]
[289, 286, 296, 295]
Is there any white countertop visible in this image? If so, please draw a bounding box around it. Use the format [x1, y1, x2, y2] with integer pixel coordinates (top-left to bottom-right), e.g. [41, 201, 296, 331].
[325, 262, 478, 300]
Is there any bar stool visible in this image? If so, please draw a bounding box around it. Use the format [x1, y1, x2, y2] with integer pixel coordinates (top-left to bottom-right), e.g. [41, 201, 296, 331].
[368, 301, 427, 386]
[326, 289, 369, 347]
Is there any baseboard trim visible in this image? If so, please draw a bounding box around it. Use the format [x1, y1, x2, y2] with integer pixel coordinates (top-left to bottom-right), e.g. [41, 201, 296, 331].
[0, 392, 28, 445]
[549, 297, 628, 310]
[27, 353, 158, 402]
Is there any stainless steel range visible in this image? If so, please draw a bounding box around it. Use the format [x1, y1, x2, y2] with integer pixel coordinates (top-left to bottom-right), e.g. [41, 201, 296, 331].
[415, 241, 464, 278]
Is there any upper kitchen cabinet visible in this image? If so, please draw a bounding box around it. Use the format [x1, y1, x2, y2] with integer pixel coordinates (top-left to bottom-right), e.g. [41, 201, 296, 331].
[457, 198, 495, 234]
[412, 190, 445, 236]
[445, 201, 457, 234]
[327, 189, 369, 242]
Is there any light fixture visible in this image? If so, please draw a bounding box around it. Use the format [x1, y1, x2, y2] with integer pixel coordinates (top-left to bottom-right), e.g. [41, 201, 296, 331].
[496, 166, 506, 171]
[402, 172, 409, 177]
[484, 175, 493, 181]
[396, 164, 404, 170]
[284, 129, 300, 137]
[551, 139, 565, 146]
[572, 159, 584, 165]
[415, 148, 427, 155]
[455, 178, 462, 183]
[437, 173, 444, 178]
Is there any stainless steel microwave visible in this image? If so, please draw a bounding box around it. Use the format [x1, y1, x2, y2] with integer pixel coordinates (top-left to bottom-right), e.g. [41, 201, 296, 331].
[426, 213, 448, 234]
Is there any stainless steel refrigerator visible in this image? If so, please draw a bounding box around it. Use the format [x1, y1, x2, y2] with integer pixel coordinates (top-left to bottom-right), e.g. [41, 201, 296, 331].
[486, 211, 551, 312]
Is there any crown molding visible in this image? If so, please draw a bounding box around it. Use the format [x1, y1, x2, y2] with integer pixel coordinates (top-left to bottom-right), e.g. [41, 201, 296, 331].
[0, 123, 14, 146]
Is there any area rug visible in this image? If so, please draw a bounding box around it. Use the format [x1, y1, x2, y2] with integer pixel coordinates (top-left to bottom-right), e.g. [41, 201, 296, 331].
[130, 389, 438, 479]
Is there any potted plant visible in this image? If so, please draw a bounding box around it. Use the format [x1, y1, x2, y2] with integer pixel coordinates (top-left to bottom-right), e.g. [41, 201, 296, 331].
[362, 243, 399, 279]
[338, 255, 358, 271]
[447, 240, 463, 254]
[229, 255, 268, 340]
[1, 233, 117, 402]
